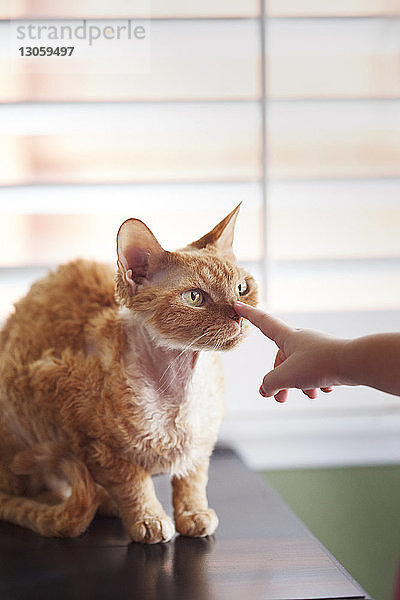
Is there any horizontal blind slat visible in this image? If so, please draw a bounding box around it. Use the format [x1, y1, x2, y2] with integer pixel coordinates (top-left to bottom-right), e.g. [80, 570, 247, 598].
[2, 18, 400, 101]
[266, 18, 400, 99]
[267, 100, 400, 179]
[266, 0, 400, 17]
[1, 0, 260, 19]
[269, 260, 400, 312]
[1, 101, 399, 183]
[0, 103, 261, 184]
[3, 0, 399, 19]
[268, 179, 400, 260]
[0, 20, 260, 103]
[0, 183, 263, 265]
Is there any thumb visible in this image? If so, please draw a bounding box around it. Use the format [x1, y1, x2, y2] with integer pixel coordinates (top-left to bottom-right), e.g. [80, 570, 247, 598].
[234, 302, 290, 346]
[260, 355, 298, 397]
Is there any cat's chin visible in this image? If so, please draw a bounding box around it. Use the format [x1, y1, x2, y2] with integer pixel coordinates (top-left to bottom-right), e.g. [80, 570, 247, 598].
[191, 329, 247, 352]
[151, 334, 243, 353]
[185, 331, 245, 352]
[194, 330, 245, 352]
[145, 322, 246, 353]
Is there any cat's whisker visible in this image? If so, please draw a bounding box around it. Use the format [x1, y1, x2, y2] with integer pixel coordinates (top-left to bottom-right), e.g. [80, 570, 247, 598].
[207, 329, 224, 353]
[214, 333, 225, 352]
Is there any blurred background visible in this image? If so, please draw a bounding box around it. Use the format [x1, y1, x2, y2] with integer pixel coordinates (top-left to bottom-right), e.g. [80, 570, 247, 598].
[1, 1, 400, 597]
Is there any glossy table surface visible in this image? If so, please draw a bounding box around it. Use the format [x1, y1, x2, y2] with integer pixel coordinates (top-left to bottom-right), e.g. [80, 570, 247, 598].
[0, 447, 371, 600]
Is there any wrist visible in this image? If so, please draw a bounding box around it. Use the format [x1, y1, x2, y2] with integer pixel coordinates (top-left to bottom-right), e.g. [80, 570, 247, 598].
[331, 338, 358, 387]
[338, 337, 370, 387]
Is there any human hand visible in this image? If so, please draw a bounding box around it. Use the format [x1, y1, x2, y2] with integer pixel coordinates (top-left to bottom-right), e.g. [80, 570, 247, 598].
[234, 302, 347, 402]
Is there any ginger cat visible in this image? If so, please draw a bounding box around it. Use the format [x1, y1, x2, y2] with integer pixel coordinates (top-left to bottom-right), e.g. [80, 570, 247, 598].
[0, 204, 257, 543]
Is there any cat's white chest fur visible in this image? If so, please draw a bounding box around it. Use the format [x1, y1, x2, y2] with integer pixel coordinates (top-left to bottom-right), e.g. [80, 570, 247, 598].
[119, 310, 224, 476]
[137, 351, 223, 475]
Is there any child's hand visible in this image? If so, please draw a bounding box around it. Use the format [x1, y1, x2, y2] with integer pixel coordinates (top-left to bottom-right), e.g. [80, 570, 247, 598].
[234, 302, 347, 402]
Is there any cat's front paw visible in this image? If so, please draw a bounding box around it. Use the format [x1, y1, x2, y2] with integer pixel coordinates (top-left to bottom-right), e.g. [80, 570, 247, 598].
[175, 509, 218, 538]
[130, 515, 175, 544]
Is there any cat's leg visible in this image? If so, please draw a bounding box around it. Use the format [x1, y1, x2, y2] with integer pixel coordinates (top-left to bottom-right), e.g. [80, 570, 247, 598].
[0, 458, 27, 496]
[0, 453, 99, 537]
[172, 457, 218, 537]
[0, 427, 29, 496]
[88, 442, 174, 544]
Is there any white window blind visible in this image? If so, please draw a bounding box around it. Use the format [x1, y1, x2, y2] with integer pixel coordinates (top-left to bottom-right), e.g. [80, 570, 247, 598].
[1, 1, 399, 467]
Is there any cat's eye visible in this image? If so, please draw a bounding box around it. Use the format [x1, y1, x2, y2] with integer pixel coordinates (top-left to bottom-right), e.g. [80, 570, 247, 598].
[237, 280, 249, 296]
[182, 290, 204, 307]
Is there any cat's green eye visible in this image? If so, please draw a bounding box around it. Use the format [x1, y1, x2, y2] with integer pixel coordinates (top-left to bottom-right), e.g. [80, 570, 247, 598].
[182, 290, 204, 307]
[237, 280, 249, 296]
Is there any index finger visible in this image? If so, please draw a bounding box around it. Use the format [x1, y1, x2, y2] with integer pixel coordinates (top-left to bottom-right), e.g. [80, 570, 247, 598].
[234, 302, 290, 346]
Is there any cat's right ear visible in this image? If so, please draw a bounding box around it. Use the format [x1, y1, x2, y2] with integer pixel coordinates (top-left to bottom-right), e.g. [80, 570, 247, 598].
[117, 219, 167, 291]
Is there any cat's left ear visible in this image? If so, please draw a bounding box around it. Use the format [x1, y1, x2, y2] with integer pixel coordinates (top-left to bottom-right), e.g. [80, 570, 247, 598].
[117, 219, 167, 290]
[189, 203, 241, 262]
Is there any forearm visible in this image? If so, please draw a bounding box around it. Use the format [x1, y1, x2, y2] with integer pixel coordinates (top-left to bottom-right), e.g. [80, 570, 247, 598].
[340, 333, 400, 396]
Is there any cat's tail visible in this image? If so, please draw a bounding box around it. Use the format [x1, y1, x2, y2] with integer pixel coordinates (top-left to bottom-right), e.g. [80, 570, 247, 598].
[0, 453, 99, 537]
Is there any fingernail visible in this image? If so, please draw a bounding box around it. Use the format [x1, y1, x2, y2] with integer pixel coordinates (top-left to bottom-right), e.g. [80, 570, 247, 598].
[259, 386, 266, 397]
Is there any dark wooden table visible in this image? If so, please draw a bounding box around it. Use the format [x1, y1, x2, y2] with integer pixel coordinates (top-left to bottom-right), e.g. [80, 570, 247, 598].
[0, 447, 371, 600]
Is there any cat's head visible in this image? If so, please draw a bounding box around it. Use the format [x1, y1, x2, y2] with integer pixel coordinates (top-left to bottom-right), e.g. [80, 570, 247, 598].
[115, 204, 258, 351]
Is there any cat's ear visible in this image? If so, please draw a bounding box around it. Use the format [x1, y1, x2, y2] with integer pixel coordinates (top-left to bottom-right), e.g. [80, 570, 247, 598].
[189, 203, 241, 261]
[117, 219, 167, 289]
